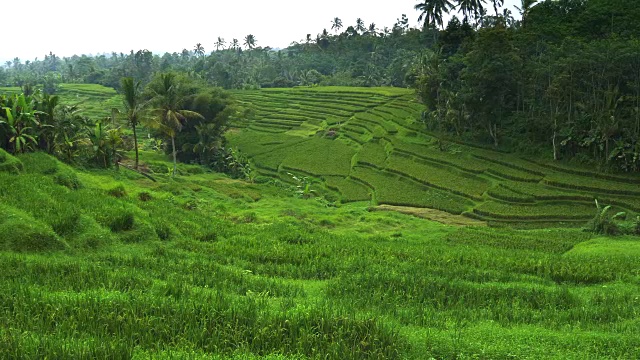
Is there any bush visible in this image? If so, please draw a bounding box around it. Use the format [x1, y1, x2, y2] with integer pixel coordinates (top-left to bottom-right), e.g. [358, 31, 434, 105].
[54, 171, 82, 190]
[587, 200, 625, 235]
[109, 212, 135, 232]
[107, 185, 127, 198]
[154, 222, 172, 241]
[50, 209, 82, 237]
[138, 191, 153, 202]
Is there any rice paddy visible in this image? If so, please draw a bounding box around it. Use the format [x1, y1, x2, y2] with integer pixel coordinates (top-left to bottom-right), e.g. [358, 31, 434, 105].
[1, 85, 639, 358]
[229, 86, 640, 227]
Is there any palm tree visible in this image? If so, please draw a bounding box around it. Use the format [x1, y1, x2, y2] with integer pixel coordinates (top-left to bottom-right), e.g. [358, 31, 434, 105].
[148, 73, 203, 177]
[193, 43, 205, 57]
[215, 37, 226, 51]
[230, 38, 239, 51]
[515, 0, 538, 24]
[491, 0, 504, 15]
[331, 17, 343, 33]
[367, 23, 378, 36]
[243, 34, 257, 50]
[457, 0, 486, 23]
[355, 18, 366, 34]
[414, 0, 455, 29]
[121, 77, 146, 169]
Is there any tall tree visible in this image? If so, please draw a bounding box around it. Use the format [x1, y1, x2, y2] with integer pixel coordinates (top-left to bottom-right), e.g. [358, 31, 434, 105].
[491, 0, 504, 15]
[243, 34, 257, 50]
[215, 37, 226, 51]
[356, 18, 366, 34]
[148, 73, 203, 177]
[331, 17, 343, 33]
[515, 0, 538, 25]
[121, 77, 145, 169]
[457, 0, 486, 23]
[193, 43, 205, 57]
[230, 38, 240, 51]
[415, 0, 455, 29]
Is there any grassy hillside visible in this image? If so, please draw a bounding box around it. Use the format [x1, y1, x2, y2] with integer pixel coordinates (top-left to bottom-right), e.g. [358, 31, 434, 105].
[0, 150, 639, 358]
[229, 87, 640, 227]
[56, 83, 123, 119]
[0, 84, 122, 120]
[1, 85, 639, 358]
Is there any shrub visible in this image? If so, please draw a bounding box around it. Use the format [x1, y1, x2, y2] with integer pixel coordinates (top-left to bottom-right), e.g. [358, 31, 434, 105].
[138, 191, 153, 202]
[54, 170, 82, 190]
[587, 199, 625, 235]
[107, 185, 127, 198]
[154, 222, 172, 241]
[109, 212, 135, 232]
[50, 209, 82, 237]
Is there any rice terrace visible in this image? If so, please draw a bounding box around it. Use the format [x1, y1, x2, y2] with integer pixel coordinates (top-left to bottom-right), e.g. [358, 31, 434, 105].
[1, 0, 640, 359]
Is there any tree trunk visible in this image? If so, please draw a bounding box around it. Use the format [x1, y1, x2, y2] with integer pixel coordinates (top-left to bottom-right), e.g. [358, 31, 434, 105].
[171, 136, 177, 177]
[488, 122, 498, 148]
[552, 130, 558, 161]
[133, 124, 139, 169]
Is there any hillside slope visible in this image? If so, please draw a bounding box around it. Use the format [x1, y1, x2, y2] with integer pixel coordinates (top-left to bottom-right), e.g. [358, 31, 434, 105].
[1, 150, 639, 358]
[229, 87, 640, 227]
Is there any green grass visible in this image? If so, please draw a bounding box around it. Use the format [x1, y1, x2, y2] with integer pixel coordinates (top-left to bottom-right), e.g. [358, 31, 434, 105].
[351, 165, 473, 213]
[325, 176, 371, 203]
[473, 201, 596, 221]
[279, 137, 355, 177]
[386, 153, 491, 201]
[229, 86, 640, 227]
[4, 85, 640, 358]
[56, 83, 122, 120]
[0, 148, 23, 173]
[0, 150, 639, 358]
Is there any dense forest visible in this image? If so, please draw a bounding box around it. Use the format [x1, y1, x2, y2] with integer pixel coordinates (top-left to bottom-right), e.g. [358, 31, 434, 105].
[1, 0, 640, 172]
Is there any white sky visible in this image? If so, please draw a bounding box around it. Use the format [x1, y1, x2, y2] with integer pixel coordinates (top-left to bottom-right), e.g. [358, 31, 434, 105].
[1, 0, 520, 64]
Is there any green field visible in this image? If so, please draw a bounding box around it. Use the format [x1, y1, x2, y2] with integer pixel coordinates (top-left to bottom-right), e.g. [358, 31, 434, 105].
[0, 146, 639, 359]
[229, 87, 640, 227]
[1, 85, 640, 358]
[0, 84, 123, 120]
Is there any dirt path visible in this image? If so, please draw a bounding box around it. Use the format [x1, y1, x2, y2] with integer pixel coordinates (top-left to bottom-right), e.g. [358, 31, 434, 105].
[370, 205, 486, 227]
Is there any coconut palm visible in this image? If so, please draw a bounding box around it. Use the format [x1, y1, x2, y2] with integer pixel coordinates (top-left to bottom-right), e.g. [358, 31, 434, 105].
[121, 77, 146, 169]
[331, 17, 343, 33]
[243, 34, 257, 50]
[148, 73, 203, 177]
[367, 23, 378, 36]
[215, 37, 226, 51]
[491, 0, 504, 15]
[356, 18, 366, 34]
[230, 38, 239, 51]
[414, 0, 455, 29]
[515, 0, 538, 24]
[193, 43, 205, 57]
[457, 0, 486, 23]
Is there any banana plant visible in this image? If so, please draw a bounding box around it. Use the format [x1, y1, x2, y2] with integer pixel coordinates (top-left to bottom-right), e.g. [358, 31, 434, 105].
[87, 120, 109, 167]
[0, 94, 43, 153]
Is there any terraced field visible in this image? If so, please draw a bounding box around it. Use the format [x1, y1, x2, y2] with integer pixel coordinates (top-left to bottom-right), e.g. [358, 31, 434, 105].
[0, 84, 122, 120]
[228, 87, 640, 227]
